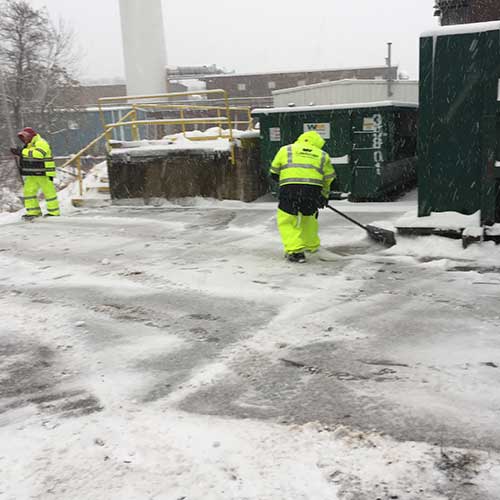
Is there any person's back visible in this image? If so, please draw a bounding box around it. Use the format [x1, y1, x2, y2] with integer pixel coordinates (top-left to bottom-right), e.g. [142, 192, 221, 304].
[269, 131, 336, 263]
[271, 131, 332, 191]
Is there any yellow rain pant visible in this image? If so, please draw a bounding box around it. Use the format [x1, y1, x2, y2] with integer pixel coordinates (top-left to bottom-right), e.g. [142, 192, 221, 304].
[23, 177, 60, 216]
[277, 208, 320, 254]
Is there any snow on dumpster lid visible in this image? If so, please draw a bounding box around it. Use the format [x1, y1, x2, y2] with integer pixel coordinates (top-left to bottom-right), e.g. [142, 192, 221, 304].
[396, 210, 480, 230]
[421, 20, 500, 39]
[251, 101, 418, 115]
[332, 154, 349, 165]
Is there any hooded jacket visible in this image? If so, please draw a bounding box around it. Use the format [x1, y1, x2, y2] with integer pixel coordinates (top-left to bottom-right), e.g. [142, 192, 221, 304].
[270, 131, 336, 198]
[20, 134, 56, 177]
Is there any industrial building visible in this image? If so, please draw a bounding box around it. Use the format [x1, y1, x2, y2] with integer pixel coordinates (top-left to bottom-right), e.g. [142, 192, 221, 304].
[271, 79, 419, 108]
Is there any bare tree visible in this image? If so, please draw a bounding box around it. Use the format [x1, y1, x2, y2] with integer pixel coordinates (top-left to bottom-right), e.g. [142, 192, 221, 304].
[0, 0, 81, 209]
[0, 0, 81, 137]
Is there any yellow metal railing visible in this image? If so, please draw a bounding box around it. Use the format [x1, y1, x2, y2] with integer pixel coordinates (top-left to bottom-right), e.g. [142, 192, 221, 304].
[60, 90, 254, 198]
[97, 90, 254, 164]
[60, 109, 136, 197]
[131, 103, 254, 140]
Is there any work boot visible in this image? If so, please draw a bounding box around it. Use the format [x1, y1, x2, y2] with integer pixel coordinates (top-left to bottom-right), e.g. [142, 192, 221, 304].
[22, 214, 41, 221]
[287, 252, 306, 263]
[44, 213, 60, 218]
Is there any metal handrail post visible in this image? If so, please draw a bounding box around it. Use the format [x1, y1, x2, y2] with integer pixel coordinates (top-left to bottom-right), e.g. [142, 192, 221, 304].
[131, 105, 140, 141]
[223, 91, 235, 165]
[97, 101, 113, 150]
[216, 109, 222, 138]
[76, 156, 83, 197]
[180, 109, 186, 137]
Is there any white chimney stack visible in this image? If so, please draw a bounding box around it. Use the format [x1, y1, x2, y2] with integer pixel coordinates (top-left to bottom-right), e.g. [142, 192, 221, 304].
[119, 0, 167, 96]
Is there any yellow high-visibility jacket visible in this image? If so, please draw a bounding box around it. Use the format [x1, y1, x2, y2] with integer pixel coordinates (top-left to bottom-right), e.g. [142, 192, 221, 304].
[270, 131, 336, 198]
[21, 134, 56, 177]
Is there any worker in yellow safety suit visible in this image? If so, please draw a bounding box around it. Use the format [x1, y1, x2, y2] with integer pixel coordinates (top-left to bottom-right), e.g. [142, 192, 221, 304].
[270, 131, 336, 263]
[10, 127, 60, 220]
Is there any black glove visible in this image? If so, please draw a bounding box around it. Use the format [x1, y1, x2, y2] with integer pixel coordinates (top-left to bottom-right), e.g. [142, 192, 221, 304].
[10, 147, 22, 157]
[270, 173, 279, 183]
[317, 196, 328, 209]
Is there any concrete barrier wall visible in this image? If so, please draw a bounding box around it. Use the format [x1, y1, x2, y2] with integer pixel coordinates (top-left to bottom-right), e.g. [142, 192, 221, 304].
[107, 137, 268, 203]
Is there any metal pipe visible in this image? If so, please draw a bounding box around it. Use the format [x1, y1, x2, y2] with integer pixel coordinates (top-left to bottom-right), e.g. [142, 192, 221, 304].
[386, 42, 394, 98]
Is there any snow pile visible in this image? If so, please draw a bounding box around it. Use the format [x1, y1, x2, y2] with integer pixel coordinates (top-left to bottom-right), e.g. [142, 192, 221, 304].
[110, 128, 258, 156]
[0, 187, 22, 213]
[0, 159, 23, 213]
[396, 210, 480, 229]
[387, 233, 500, 267]
[485, 224, 500, 236]
[56, 160, 110, 210]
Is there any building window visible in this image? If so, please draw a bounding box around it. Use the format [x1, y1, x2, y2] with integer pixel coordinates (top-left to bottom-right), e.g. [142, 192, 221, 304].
[237, 83, 246, 91]
[268, 81, 276, 89]
[297, 80, 306, 87]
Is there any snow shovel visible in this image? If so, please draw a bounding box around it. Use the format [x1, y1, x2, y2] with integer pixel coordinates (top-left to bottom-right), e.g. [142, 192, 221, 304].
[326, 204, 396, 247]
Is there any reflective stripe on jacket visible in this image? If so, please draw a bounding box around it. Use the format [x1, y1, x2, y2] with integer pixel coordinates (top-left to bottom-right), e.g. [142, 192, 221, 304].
[20, 134, 56, 177]
[269, 131, 336, 198]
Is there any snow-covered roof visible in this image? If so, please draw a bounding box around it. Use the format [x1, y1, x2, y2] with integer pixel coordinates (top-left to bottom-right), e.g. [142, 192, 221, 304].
[272, 79, 418, 96]
[421, 20, 500, 38]
[252, 101, 418, 115]
[202, 65, 394, 79]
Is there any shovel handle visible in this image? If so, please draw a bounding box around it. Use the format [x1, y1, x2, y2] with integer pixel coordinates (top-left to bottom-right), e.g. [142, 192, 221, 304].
[325, 204, 368, 231]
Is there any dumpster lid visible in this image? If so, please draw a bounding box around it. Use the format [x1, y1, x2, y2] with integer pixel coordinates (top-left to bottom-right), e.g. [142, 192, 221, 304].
[251, 101, 418, 116]
[421, 20, 500, 39]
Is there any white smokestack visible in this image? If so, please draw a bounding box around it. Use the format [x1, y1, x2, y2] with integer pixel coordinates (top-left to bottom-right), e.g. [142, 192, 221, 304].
[119, 0, 167, 96]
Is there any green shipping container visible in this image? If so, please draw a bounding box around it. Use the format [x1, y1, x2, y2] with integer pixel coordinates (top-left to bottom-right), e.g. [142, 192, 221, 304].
[252, 102, 417, 202]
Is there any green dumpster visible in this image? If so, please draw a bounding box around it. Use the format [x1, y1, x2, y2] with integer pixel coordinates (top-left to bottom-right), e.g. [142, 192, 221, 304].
[418, 22, 500, 225]
[252, 102, 417, 202]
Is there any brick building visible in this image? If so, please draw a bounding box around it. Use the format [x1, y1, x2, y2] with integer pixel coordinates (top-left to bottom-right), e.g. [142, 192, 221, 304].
[59, 66, 397, 108]
[434, 0, 500, 25]
[200, 66, 398, 107]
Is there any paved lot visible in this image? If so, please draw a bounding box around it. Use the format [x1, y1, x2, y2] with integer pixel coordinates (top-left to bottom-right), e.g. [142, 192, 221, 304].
[1, 204, 500, 499]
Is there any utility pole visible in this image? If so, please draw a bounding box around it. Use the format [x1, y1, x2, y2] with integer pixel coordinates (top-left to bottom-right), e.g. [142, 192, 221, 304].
[385, 42, 394, 99]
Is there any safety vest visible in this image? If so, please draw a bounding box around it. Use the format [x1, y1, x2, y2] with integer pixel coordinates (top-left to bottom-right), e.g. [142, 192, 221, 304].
[20, 135, 56, 177]
[270, 139, 336, 198]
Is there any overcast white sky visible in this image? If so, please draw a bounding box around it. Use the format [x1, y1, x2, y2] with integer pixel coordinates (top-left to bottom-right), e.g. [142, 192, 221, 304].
[31, 0, 437, 82]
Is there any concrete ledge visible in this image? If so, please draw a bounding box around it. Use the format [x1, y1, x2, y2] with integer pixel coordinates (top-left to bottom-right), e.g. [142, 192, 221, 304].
[107, 138, 268, 203]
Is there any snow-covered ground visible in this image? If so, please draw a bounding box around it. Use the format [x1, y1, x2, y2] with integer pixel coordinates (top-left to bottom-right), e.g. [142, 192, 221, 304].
[0, 160, 23, 213]
[1, 191, 500, 499]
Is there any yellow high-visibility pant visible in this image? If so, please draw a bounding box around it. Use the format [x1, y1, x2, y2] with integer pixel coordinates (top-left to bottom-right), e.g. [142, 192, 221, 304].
[277, 208, 320, 254]
[23, 176, 60, 216]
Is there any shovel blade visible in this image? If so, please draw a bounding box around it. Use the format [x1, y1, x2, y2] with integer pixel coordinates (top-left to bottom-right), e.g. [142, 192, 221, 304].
[365, 225, 397, 247]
